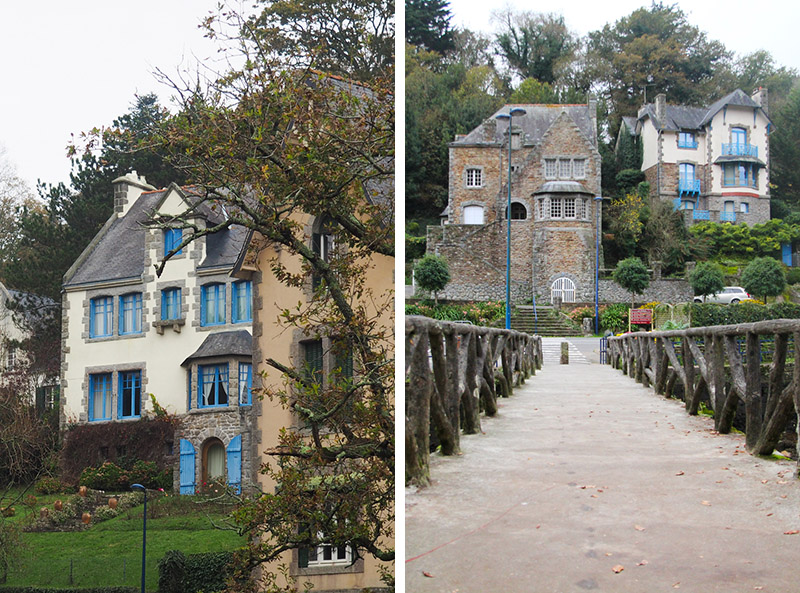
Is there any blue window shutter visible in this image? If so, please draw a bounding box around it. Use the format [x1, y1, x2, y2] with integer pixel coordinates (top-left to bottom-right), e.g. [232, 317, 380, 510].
[179, 439, 196, 495]
[782, 242, 792, 266]
[227, 435, 242, 494]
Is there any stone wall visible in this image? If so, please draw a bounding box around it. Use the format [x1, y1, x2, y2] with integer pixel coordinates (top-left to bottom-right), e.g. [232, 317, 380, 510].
[599, 278, 692, 304]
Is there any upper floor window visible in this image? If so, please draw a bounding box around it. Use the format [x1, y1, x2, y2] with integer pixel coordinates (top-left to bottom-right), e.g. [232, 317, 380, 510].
[239, 362, 253, 406]
[89, 373, 112, 421]
[118, 370, 141, 419]
[161, 288, 182, 320]
[201, 283, 226, 326]
[90, 297, 113, 338]
[199, 363, 229, 407]
[559, 159, 571, 178]
[164, 228, 183, 256]
[731, 127, 747, 147]
[232, 281, 252, 323]
[304, 340, 324, 387]
[723, 162, 756, 188]
[312, 218, 336, 290]
[572, 159, 586, 179]
[306, 536, 353, 567]
[563, 198, 577, 219]
[119, 293, 143, 335]
[465, 168, 482, 188]
[678, 131, 697, 149]
[544, 159, 557, 178]
[545, 158, 586, 179]
[463, 205, 485, 225]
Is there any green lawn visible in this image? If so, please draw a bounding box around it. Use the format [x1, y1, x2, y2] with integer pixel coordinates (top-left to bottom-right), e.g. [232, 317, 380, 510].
[3, 495, 246, 591]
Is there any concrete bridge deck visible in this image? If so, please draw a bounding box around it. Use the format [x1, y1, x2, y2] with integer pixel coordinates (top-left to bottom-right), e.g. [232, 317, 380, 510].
[405, 338, 800, 592]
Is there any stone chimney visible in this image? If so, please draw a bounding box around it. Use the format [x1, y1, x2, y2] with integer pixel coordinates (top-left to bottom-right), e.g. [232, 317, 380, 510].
[112, 171, 156, 216]
[751, 86, 769, 116]
[588, 96, 598, 146]
[655, 93, 667, 129]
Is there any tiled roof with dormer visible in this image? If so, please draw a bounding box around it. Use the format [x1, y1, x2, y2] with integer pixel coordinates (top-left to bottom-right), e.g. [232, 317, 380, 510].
[181, 329, 252, 365]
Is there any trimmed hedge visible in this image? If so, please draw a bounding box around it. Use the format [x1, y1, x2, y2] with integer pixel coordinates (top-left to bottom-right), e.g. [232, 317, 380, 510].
[157, 551, 234, 593]
[0, 587, 140, 593]
[690, 301, 800, 327]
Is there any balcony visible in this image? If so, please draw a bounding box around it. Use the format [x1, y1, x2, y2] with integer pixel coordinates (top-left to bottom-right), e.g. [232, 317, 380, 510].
[693, 210, 710, 221]
[679, 177, 701, 195]
[678, 138, 698, 149]
[719, 211, 737, 223]
[721, 143, 758, 158]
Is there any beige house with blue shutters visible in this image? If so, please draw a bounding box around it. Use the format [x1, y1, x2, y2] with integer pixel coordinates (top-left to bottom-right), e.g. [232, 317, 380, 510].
[60, 171, 257, 494]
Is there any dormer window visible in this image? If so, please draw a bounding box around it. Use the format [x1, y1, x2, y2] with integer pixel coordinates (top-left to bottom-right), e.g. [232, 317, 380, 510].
[678, 132, 697, 149]
[164, 228, 183, 256]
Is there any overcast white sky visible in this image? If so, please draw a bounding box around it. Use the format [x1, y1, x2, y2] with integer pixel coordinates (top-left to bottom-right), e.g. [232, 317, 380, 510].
[447, 0, 800, 73]
[0, 1, 223, 192]
[3, 1, 799, 193]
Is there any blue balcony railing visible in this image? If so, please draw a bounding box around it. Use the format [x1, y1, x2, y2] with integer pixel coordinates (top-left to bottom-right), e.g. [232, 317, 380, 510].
[679, 178, 701, 194]
[720, 211, 736, 223]
[722, 143, 758, 158]
[678, 138, 698, 149]
[693, 210, 710, 221]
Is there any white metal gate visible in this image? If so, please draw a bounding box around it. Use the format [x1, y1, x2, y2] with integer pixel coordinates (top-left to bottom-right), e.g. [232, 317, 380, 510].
[551, 277, 576, 303]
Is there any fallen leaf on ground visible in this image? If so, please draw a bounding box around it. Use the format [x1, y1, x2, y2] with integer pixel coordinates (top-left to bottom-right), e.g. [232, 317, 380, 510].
[701, 500, 711, 506]
[634, 525, 646, 531]
[783, 530, 799, 535]
[612, 565, 624, 573]
[675, 471, 684, 476]
[423, 571, 435, 578]
[637, 559, 649, 566]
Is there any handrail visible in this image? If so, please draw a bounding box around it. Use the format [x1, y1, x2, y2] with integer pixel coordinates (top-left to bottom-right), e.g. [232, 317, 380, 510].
[405, 316, 543, 487]
[607, 319, 800, 460]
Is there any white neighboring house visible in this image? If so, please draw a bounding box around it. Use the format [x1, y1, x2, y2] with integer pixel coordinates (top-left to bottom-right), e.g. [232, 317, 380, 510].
[630, 88, 773, 225]
[61, 172, 258, 494]
[0, 281, 59, 410]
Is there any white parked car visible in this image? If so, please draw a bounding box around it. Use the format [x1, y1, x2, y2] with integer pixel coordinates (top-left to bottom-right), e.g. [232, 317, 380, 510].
[694, 286, 751, 304]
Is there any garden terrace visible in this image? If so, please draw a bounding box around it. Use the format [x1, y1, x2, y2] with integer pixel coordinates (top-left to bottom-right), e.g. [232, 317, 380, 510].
[608, 319, 800, 457]
[405, 315, 542, 487]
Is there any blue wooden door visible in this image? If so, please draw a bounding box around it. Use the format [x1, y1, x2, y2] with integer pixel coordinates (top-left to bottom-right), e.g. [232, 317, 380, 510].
[782, 242, 792, 266]
[179, 439, 196, 495]
[227, 435, 242, 494]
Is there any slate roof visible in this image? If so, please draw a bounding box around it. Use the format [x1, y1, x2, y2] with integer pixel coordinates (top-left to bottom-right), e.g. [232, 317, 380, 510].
[533, 181, 594, 196]
[181, 329, 252, 366]
[452, 104, 596, 148]
[63, 186, 247, 288]
[637, 89, 771, 131]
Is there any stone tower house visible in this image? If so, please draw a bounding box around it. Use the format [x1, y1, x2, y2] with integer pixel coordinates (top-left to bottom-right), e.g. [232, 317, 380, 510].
[427, 102, 602, 305]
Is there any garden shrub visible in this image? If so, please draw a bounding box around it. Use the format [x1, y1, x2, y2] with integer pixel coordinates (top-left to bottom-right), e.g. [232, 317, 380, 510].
[600, 303, 628, 333]
[690, 301, 800, 327]
[34, 476, 63, 495]
[79, 459, 171, 491]
[568, 306, 594, 324]
[182, 551, 233, 593]
[0, 588, 136, 593]
[158, 549, 187, 593]
[405, 300, 505, 326]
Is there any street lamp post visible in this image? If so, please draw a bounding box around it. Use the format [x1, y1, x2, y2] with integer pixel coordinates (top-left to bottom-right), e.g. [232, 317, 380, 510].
[496, 107, 526, 329]
[594, 196, 603, 334]
[131, 483, 147, 593]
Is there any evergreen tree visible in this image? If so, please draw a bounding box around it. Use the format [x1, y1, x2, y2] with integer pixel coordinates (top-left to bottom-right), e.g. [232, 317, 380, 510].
[406, 0, 455, 54]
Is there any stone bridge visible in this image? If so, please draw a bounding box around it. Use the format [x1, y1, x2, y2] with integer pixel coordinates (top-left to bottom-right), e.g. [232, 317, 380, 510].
[405, 322, 800, 592]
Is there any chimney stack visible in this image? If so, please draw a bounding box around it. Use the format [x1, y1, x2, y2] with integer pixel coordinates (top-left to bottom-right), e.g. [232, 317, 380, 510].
[751, 87, 769, 117]
[112, 171, 156, 216]
[655, 93, 667, 129]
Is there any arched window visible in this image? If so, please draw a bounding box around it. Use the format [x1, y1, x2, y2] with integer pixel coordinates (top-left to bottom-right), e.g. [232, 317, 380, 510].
[463, 205, 485, 225]
[506, 202, 527, 220]
[551, 277, 576, 304]
[202, 438, 226, 485]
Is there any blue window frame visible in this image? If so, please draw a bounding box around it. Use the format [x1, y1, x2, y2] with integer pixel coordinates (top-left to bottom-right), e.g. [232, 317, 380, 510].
[304, 340, 324, 386]
[232, 281, 252, 323]
[118, 370, 141, 419]
[119, 293, 143, 334]
[731, 127, 747, 147]
[89, 373, 112, 421]
[678, 131, 697, 149]
[90, 297, 113, 338]
[199, 364, 229, 407]
[161, 288, 181, 320]
[201, 284, 226, 326]
[239, 362, 252, 405]
[164, 228, 183, 256]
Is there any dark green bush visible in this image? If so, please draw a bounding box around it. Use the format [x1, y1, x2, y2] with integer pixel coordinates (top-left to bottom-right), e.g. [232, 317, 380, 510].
[600, 303, 628, 333]
[690, 301, 800, 327]
[182, 552, 233, 593]
[0, 589, 136, 593]
[79, 459, 171, 491]
[786, 267, 800, 285]
[158, 549, 187, 593]
[405, 300, 505, 326]
[34, 476, 63, 495]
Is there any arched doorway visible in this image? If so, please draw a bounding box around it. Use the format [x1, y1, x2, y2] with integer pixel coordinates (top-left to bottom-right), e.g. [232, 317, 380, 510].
[551, 277, 576, 304]
[202, 437, 226, 485]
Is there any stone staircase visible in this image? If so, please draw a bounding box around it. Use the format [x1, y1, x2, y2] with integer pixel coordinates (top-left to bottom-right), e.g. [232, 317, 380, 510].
[510, 305, 580, 337]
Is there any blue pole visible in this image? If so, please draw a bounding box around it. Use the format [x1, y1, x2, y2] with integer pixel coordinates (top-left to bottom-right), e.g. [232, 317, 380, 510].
[594, 196, 602, 335]
[497, 107, 526, 330]
[132, 484, 147, 593]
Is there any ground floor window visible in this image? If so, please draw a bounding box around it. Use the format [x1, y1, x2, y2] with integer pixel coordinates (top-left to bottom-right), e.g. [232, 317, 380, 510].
[118, 370, 141, 418]
[307, 536, 353, 567]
